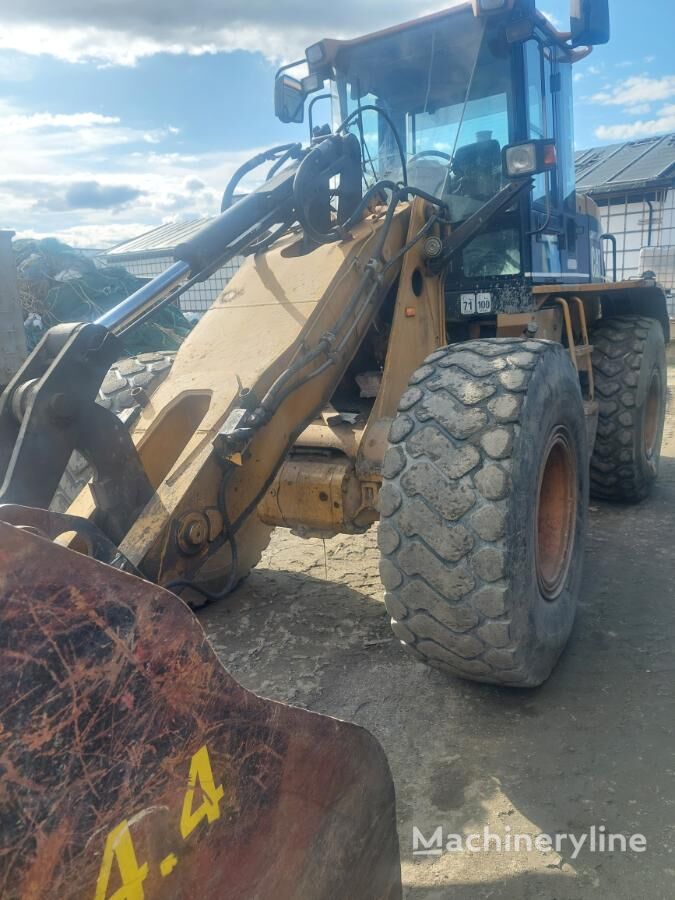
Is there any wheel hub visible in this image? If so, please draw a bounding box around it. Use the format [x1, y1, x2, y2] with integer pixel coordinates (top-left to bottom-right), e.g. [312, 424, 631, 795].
[644, 368, 661, 460]
[535, 427, 578, 601]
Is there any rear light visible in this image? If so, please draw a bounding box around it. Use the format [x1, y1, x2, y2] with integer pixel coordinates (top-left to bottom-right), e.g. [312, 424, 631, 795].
[543, 143, 557, 167]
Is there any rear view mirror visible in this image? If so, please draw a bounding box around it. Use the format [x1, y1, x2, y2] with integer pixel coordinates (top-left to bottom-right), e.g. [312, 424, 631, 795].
[570, 0, 610, 47]
[275, 73, 306, 124]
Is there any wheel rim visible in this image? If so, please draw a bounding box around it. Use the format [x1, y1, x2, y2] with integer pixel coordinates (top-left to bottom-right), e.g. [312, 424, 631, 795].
[535, 427, 578, 601]
[644, 369, 661, 460]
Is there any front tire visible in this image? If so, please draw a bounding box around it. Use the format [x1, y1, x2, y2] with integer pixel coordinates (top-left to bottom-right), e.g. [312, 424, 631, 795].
[378, 339, 588, 687]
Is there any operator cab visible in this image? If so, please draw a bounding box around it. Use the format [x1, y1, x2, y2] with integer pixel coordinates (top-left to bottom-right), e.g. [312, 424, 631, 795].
[328, 4, 580, 291]
[276, 0, 610, 316]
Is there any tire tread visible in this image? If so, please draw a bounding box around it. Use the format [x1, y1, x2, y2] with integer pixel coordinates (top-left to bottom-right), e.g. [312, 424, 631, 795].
[379, 338, 562, 685]
[590, 316, 663, 502]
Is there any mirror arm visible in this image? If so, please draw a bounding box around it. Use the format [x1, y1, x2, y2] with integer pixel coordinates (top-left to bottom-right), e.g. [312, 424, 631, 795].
[274, 58, 307, 80]
[569, 46, 593, 62]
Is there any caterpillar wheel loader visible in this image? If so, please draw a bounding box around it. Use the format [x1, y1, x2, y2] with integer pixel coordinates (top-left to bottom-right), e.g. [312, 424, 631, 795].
[0, 0, 670, 896]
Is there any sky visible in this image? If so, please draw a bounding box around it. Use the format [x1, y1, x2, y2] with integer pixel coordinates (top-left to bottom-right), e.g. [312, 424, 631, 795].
[1, 0, 674, 248]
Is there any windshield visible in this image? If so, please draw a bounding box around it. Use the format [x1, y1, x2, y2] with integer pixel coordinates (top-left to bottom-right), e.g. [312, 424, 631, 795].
[332, 10, 515, 228]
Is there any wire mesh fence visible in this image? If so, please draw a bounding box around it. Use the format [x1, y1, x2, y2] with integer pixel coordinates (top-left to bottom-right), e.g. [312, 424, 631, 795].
[118, 255, 245, 314]
[594, 188, 675, 284]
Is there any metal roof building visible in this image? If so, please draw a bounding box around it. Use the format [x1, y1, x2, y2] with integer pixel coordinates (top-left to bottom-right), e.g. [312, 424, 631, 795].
[100, 219, 243, 314]
[575, 134, 675, 290]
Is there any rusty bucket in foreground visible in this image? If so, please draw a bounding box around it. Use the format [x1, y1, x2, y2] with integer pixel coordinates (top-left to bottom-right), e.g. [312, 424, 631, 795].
[0, 520, 401, 899]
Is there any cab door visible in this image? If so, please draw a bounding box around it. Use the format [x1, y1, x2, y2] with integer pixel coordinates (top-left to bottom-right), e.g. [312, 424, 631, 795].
[524, 39, 578, 282]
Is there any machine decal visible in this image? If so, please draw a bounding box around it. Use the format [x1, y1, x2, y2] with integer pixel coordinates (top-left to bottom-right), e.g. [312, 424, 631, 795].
[460, 292, 493, 315]
[93, 744, 226, 899]
[477, 292, 493, 314]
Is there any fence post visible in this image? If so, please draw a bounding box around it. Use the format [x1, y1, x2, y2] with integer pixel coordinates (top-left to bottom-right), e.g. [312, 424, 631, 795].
[0, 230, 27, 388]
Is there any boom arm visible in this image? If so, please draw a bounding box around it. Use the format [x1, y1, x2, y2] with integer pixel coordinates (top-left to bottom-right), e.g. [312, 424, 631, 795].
[0, 135, 362, 523]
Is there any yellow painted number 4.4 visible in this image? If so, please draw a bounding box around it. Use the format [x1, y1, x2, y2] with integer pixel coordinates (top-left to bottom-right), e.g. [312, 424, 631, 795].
[94, 820, 148, 900]
[180, 744, 225, 839]
[93, 745, 224, 900]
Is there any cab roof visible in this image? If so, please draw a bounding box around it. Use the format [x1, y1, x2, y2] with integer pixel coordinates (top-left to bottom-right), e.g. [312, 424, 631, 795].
[306, 2, 571, 73]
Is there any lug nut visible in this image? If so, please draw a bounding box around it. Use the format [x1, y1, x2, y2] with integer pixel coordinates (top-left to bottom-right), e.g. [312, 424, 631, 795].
[186, 521, 206, 545]
[177, 513, 210, 554]
[131, 386, 150, 408]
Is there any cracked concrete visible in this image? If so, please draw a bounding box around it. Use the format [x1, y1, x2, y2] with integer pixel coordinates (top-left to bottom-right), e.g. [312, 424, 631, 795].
[201, 356, 675, 899]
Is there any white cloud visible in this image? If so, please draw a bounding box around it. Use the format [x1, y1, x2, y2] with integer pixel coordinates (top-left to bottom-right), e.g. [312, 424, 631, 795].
[0, 2, 463, 65]
[625, 103, 652, 116]
[14, 222, 159, 248]
[5, 111, 120, 133]
[595, 104, 675, 141]
[0, 95, 271, 246]
[0, 100, 181, 184]
[0, 52, 35, 80]
[590, 75, 675, 110]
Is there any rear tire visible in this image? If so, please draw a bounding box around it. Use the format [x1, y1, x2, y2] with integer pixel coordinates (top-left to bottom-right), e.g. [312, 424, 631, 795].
[51, 352, 175, 512]
[378, 339, 588, 687]
[590, 316, 666, 503]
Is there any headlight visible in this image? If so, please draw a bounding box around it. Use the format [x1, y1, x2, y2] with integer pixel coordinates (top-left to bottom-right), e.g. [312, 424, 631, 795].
[505, 143, 538, 177]
[503, 140, 557, 178]
[301, 73, 324, 93]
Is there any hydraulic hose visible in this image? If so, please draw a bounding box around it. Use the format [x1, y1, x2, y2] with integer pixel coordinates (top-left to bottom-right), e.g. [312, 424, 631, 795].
[337, 105, 408, 186]
[221, 143, 302, 212]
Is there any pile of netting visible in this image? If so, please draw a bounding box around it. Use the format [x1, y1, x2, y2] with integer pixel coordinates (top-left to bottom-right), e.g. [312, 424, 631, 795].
[15, 238, 192, 354]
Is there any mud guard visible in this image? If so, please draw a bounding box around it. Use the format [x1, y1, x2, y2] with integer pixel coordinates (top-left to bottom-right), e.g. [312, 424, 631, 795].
[0, 521, 401, 899]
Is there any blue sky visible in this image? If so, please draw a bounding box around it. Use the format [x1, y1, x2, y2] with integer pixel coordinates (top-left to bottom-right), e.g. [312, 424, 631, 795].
[1, 0, 674, 247]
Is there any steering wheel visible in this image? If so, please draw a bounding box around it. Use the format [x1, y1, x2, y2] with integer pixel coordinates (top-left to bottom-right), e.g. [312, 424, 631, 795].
[408, 150, 452, 164]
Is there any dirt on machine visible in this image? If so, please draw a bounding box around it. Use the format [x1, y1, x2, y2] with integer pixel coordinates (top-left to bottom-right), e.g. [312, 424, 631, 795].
[0, 0, 669, 896]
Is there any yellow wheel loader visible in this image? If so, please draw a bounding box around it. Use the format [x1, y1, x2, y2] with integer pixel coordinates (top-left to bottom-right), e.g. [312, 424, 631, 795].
[0, 0, 669, 896]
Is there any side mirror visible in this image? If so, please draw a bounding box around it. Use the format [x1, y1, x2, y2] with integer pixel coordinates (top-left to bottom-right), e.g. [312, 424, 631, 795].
[570, 0, 610, 47]
[502, 140, 557, 179]
[275, 73, 306, 124]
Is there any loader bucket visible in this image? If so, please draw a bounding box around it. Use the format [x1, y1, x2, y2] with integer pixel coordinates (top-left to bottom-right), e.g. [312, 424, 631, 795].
[0, 520, 401, 900]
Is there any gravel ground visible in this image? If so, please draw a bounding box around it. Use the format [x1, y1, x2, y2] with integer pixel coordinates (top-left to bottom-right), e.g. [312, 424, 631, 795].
[200, 357, 675, 899]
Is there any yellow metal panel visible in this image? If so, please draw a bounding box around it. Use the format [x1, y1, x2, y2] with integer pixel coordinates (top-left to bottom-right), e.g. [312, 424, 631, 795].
[357, 199, 445, 479]
[71, 208, 410, 592]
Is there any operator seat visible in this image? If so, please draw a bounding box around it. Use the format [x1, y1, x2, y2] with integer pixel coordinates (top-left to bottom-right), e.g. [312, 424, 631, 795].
[406, 158, 449, 197]
[451, 138, 502, 201]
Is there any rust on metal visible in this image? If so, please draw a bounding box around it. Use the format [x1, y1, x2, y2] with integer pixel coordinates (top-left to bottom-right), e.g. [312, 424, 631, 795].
[535, 427, 578, 601]
[0, 521, 401, 899]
